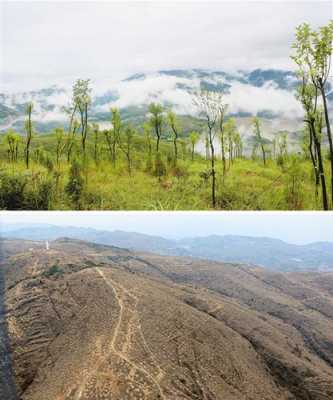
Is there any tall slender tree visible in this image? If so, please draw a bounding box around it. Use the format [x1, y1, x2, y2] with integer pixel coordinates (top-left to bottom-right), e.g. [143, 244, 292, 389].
[189, 131, 199, 161]
[24, 102, 33, 168]
[119, 125, 135, 175]
[252, 117, 267, 165]
[105, 108, 121, 166]
[143, 122, 153, 171]
[193, 90, 224, 208]
[92, 123, 100, 165]
[292, 21, 333, 203]
[148, 103, 163, 153]
[73, 79, 91, 157]
[55, 128, 66, 166]
[167, 110, 180, 165]
[218, 103, 228, 176]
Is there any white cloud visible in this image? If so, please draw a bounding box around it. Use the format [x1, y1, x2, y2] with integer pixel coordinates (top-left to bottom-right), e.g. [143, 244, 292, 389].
[1, 1, 331, 92]
[225, 81, 303, 119]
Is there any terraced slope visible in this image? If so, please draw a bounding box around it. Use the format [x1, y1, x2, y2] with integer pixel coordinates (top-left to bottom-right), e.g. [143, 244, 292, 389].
[0, 238, 332, 400]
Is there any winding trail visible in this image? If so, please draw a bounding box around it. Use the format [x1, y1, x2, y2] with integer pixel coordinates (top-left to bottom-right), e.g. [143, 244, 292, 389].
[74, 267, 166, 400]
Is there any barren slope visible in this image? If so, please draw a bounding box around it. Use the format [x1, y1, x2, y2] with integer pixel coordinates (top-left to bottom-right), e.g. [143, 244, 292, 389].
[0, 238, 332, 400]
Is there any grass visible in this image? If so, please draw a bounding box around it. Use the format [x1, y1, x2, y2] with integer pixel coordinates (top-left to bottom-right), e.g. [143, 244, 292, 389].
[0, 133, 330, 210]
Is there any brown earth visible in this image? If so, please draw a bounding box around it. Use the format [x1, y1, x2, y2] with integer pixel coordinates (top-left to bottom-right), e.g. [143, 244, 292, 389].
[0, 238, 332, 400]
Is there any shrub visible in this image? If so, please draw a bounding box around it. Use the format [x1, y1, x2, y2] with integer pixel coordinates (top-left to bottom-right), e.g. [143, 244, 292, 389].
[42, 264, 63, 278]
[65, 159, 85, 208]
[23, 177, 53, 210]
[0, 172, 27, 209]
[283, 156, 305, 210]
[154, 153, 166, 178]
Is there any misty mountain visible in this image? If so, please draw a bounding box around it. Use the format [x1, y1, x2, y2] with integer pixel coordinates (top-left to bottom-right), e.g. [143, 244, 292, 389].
[2, 224, 333, 272]
[0, 68, 304, 139]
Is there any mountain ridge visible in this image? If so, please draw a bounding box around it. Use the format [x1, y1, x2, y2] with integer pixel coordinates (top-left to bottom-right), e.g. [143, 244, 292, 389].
[2, 224, 333, 272]
[0, 68, 304, 139]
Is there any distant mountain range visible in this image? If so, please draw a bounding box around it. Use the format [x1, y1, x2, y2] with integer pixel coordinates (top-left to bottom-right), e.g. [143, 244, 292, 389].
[2, 224, 333, 272]
[0, 68, 306, 142]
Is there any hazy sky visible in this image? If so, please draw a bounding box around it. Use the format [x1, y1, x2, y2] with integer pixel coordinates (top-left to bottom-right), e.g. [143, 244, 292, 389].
[1, 211, 333, 244]
[1, 0, 332, 91]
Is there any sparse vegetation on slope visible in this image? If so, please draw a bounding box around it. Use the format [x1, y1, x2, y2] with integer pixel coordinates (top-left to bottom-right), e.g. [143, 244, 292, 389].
[1, 238, 332, 400]
[0, 20, 332, 210]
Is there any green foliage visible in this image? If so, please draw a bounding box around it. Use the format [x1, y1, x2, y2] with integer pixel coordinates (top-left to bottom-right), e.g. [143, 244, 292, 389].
[65, 159, 85, 208]
[0, 172, 27, 209]
[0, 170, 53, 210]
[42, 264, 63, 278]
[283, 156, 306, 210]
[154, 152, 166, 178]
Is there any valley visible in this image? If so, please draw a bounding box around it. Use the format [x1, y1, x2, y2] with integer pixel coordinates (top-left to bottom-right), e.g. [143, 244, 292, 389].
[0, 237, 332, 399]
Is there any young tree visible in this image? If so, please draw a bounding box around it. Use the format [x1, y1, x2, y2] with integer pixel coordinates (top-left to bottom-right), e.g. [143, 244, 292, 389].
[193, 90, 224, 208]
[5, 130, 20, 162]
[66, 119, 79, 162]
[148, 103, 163, 153]
[234, 132, 243, 159]
[252, 117, 267, 165]
[92, 123, 100, 164]
[292, 28, 329, 209]
[143, 122, 153, 171]
[224, 117, 237, 168]
[167, 110, 180, 165]
[189, 131, 199, 161]
[104, 108, 121, 166]
[24, 102, 33, 168]
[55, 128, 66, 166]
[72, 79, 91, 157]
[119, 124, 135, 175]
[218, 103, 228, 176]
[65, 158, 85, 209]
[292, 21, 333, 203]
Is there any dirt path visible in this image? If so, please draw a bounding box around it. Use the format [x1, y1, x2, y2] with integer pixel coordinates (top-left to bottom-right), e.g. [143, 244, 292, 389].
[74, 267, 166, 400]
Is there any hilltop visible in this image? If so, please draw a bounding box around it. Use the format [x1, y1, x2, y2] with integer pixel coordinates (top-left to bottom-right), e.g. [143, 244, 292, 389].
[0, 237, 332, 399]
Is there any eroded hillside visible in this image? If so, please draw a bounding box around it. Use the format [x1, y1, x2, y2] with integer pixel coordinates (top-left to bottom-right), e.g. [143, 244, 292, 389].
[0, 238, 332, 400]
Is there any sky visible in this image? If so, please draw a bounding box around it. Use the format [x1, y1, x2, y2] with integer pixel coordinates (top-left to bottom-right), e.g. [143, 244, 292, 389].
[1, 211, 333, 244]
[1, 0, 332, 91]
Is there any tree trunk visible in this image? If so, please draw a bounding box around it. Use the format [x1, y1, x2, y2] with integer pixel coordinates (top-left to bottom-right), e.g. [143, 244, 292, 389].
[310, 119, 329, 210]
[320, 82, 333, 203]
[173, 138, 178, 165]
[25, 110, 32, 169]
[307, 122, 319, 197]
[208, 127, 216, 208]
[261, 144, 266, 165]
